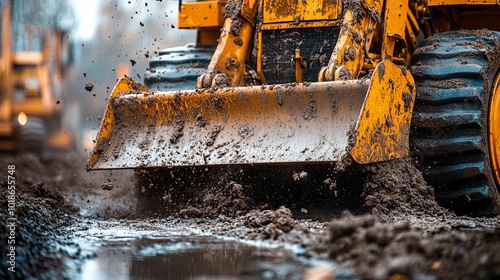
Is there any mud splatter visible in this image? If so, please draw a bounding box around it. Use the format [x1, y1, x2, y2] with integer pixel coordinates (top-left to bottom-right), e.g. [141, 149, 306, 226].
[302, 98, 318, 120]
[169, 116, 185, 144]
[402, 91, 412, 112]
[422, 78, 468, 89]
[229, 20, 244, 37]
[206, 125, 224, 146]
[224, 0, 241, 19]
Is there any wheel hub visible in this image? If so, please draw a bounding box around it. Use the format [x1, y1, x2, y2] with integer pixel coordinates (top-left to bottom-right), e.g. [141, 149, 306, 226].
[489, 71, 500, 189]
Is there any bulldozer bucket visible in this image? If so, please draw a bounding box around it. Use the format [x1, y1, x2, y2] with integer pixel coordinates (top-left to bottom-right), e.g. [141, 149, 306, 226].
[87, 60, 415, 170]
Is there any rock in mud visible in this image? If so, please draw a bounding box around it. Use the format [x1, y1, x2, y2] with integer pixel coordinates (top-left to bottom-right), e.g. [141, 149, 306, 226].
[100, 182, 114, 191]
[243, 206, 303, 240]
[84, 82, 94, 92]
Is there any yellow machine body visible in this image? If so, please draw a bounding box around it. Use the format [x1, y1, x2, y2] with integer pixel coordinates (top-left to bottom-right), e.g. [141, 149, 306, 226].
[0, 0, 72, 151]
[0, 0, 14, 150]
[263, 0, 342, 23]
[89, 0, 416, 170]
[88, 0, 498, 173]
[11, 52, 58, 116]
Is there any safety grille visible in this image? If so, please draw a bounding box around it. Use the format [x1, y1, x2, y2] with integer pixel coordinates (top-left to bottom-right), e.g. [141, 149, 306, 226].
[260, 26, 340, 84]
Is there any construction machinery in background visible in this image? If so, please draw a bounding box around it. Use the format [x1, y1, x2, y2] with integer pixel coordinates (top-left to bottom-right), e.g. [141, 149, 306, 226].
[0, 0, 73, 152]
[88, 0, 500, 216]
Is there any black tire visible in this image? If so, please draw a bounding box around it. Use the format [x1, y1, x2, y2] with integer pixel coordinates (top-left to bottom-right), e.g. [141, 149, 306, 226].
[143, 43, 215, 91]
[410, 30, 500, 216]
[20, 117, 46, 153]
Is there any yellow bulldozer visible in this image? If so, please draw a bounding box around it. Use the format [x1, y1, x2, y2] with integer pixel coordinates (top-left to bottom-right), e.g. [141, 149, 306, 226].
[88, 0, 500, 216]
[0, 0, 72, 152]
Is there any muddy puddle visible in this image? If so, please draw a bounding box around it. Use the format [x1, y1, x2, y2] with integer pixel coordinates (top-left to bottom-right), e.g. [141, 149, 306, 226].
[68, 219, 354, 280]
[79, 236, 308, 279]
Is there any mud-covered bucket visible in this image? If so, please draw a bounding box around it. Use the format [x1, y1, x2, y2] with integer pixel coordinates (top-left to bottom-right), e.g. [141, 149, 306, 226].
[87, 60, 415, 170]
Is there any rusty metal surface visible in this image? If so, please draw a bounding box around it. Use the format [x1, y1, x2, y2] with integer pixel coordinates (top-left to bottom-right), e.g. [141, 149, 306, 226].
[350, 60, 415, 164]
[263, 0, 341, 23]
[88, 80, 369, 170]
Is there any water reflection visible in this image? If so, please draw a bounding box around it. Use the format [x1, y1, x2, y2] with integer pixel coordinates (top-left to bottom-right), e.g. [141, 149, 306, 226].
[80, 236, 308, 280]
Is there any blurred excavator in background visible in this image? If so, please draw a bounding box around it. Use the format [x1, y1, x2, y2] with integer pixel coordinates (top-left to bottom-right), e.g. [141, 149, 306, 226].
[88, 0, 500, 216]
[0, 0, 73, 152]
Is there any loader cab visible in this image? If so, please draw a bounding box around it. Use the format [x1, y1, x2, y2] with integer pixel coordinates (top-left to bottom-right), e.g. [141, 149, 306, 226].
[11, 51, 57, 117]
[13, 66, 42, 101]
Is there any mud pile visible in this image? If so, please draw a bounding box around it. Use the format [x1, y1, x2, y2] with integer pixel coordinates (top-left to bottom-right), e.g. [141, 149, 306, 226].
[318, 212, 500, 279]
[360, 158, 449, 220]
[314, 158, 500, 279]
[0, 151, 136, 279]
[0, 152, 136, 218]
[243, 206, 301, 240]
[0, 186, 81, 279]
[0, 152, 81, 213]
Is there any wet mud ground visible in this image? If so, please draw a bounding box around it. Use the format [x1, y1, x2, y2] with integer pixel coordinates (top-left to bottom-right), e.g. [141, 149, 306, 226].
[1, 151, 500, 279]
